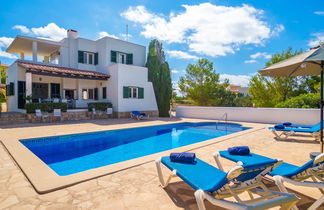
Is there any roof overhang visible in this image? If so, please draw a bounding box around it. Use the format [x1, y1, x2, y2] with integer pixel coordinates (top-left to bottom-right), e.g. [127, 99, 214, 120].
[6, 36, 63, 57]
[17, 61, 110, 81]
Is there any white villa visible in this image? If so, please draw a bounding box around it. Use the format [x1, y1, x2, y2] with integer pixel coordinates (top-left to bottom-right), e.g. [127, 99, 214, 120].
[5, 29, 158, 117]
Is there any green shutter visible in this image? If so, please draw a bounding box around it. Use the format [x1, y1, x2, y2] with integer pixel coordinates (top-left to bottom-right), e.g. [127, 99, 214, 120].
[94, 53, 98, 65]
[111, 51, 117, 62]
[126, 53, 133, 65]
[123, 86, 129, 98]
[78, 51, 84, 63]
[102, 87, 107, 99]
[94, 88, 98, 100]
[138, 87, 144, 99]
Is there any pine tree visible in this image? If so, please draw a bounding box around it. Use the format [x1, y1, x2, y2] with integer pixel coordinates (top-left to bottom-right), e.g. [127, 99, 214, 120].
[146, 40, 172, 117]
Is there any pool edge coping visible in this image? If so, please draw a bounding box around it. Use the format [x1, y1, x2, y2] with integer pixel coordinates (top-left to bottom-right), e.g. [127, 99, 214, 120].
[1, 119, 266, 194]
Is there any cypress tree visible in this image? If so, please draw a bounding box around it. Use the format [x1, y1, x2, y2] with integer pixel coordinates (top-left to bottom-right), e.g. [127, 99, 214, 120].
[146, 40, 172, 117]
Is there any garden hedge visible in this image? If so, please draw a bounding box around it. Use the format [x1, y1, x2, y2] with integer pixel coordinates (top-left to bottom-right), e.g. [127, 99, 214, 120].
[88, 102, 112, 111]
[25, 102, 68, 113]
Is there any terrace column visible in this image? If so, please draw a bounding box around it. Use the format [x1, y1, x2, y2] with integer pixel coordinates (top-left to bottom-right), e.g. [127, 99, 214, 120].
[26, 72, 32, 97]
[32, 41, 37, 62]
[20, 52, 24, 60]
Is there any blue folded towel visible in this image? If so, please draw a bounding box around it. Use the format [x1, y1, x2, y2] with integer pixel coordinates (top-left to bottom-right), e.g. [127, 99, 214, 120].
[274, 124, 285, 129]
[283, 122, 292, 126]
[170, 153, 196, 163]
[228, 146, 250, 155]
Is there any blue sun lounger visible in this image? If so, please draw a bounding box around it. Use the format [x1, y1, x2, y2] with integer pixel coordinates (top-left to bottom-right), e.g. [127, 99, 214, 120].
[279, 121, 324, 129]
[130, 111, 149, 120]
[214, 151, 324, 210]
[269, 123, 321, 141]
[155, 156, 298, 210]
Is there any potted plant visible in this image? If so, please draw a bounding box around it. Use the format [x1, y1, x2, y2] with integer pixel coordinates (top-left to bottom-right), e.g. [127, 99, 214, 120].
[24, 95, 33, 103]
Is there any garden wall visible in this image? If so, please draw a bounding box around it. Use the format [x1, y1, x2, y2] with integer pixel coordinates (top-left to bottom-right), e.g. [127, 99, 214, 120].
[176, 106, 321, 125]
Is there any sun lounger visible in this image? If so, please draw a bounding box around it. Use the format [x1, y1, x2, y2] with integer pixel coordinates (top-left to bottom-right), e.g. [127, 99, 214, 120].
[130, 111, 149, 120]
[53, 109, 62, 121]
[155, 155, 298, 210]
[269, 123, 321, 141]
[214, 151, 324, 210]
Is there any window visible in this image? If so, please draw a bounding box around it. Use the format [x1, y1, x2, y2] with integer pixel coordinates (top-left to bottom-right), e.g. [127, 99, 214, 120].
[123, 86, 144, 99]
[111, 51, 133, 65]
[102, 87, 107, 99]
[82, 89, 94, 100]
[78, 51, 98, 65]
[118, 53, 126, 64]
[6, 82, 14, 96]
[84, 52, 94, 65]
[51, 83, 60, 98]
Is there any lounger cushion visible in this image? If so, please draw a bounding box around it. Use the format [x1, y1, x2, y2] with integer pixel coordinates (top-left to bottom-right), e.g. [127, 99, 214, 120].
[161, 156, 228, 192]
[219, 151, 276, 168]
[269, 126, 318, 133]
[270, 160, 314, 178]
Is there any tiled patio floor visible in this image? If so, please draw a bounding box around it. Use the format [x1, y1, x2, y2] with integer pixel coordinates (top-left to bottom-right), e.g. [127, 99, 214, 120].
[0, 118, 323, 210]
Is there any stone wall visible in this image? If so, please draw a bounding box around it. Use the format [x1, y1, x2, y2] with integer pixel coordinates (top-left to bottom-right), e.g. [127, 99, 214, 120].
[113, 110, 159, 118]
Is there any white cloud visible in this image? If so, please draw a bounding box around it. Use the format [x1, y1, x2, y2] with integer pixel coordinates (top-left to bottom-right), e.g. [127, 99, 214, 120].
[122, 3, 283, 57]
[308, 32, 324, 47]
[120, 33, 132, 40]
[0, 37, 14, 48]
[98, 31, 118, 39]
[0, 37, 17, 59]
[171, 69, 180, 74]
[219, 74, 251, 87]
[250, 52, 271, 59]
[244, 59, 257, 64]
[244, 52, 271, 64]
[12, 23, 66, 41]
[314, 11, 324, 16]
[12, 25, 30, 34]
[166, 50, 199, 60]
[270, 24, 285, 37]
[0, 50, 18, 59]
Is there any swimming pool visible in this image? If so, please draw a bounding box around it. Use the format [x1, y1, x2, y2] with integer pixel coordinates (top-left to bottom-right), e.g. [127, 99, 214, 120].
[20, 122, 249, 176]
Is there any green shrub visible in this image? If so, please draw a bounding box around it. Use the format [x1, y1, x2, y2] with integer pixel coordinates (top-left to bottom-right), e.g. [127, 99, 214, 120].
[275, 93, 320, 108]
[25, 102, 68, 113]
[88, 102, 112, 111]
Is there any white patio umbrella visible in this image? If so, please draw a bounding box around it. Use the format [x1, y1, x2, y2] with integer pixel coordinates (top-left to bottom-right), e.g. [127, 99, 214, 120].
[259, 45, 324, 152]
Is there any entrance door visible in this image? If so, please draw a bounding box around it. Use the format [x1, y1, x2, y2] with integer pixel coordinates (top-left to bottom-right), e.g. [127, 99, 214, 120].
[18, 81, 26, 109]
[32, 83, 49, 100]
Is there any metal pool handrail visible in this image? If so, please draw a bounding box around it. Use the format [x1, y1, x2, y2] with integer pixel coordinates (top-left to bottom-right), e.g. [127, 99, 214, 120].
[216, 112, 228, 131]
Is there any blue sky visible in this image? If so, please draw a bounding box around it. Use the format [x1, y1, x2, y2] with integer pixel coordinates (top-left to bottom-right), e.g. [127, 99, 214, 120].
[0, 0, 323, 89]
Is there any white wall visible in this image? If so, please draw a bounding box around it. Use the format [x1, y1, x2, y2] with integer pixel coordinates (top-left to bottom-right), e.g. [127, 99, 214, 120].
[107, 63, 158, 112]
[176, 106, 321, 125]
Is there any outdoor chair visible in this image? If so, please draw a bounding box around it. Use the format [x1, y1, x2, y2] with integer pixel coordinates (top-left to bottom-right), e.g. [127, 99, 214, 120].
[214, 151, 324, 210]
[53, 109, 62, 121]
[35, 109, 48, 122]
[155, 155, 298, 210]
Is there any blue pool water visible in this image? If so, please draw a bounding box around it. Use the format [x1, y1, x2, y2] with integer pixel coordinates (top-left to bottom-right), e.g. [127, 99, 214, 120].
[20, 122, 249, 176]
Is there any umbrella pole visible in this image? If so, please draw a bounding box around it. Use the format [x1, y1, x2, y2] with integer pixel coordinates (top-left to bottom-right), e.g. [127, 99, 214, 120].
[321, 61, 324, 153]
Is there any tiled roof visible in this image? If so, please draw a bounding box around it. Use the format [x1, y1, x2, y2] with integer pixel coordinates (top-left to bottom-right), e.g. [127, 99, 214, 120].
[17, 61, 110, 80]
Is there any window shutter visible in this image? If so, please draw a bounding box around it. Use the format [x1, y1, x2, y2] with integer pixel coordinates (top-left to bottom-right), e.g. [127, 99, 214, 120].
[6, 84, 10, 96]
[123, 86, 129, 98]
[94, 88, 98, 100]
[111, 51, 117, 62]
[78, 51, 84, 63]
[126, 53, 133, 65]
[94, 53, 98, 65]
[138, 87, 144, 99]
[102, 87, 107, 99]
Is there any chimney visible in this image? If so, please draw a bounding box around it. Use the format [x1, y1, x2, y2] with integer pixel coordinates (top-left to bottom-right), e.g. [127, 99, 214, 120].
[67, 29, 78, 39]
